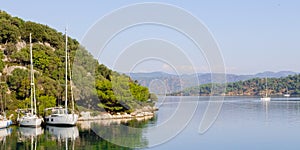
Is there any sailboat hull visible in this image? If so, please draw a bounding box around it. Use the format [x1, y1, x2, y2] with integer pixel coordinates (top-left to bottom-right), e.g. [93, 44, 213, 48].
[18, 115, 42, 127]
[261, 97, 271, 101]
[45, 114, 78, 126]
[0, 120, 12, 129]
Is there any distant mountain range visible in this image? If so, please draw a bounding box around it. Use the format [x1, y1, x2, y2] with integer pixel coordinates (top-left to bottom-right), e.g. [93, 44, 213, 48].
[128, 71, 299, 94]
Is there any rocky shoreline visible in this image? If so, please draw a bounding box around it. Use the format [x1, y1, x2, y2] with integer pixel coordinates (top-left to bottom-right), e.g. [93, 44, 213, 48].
[78, 106, 158, 121]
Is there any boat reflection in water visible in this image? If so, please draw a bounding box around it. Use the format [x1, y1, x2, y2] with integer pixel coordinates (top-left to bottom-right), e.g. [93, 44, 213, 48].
[19, 126, 43, 137]
[46, 126, 79, 140]
[0, 128, 11, 149]
[45, 126, 79, 150]
[0, 127, 11, 142]
[17, 127, 43, 150]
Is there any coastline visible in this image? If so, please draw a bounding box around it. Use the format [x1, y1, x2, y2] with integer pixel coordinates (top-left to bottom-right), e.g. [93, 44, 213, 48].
[78, 106, 158, 121]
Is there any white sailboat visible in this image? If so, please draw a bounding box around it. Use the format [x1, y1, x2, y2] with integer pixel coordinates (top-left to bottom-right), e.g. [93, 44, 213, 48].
[0, 72, 12, 129]
[261, 77, 271, 101]
[44, 28, 78, 126]
[18, 33, 42, 127]
[283, 86, 290, 97]
[0, 119, 11, 129]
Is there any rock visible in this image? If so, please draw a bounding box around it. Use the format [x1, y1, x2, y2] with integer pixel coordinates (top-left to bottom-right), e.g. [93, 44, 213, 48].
[15, 41, 26, 51]
[78, 107, 156, 121]
[122, 113, 132, 118]
[80, 111, 90, 120]
[135, 113, 144, 118]
[4, 65, 27, 75]
[102, 113, 112, 119]
[0, 45, 4, 50]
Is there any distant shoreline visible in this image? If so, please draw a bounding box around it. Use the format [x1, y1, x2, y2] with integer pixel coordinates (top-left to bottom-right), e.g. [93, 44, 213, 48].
[165, 95, 300, 97]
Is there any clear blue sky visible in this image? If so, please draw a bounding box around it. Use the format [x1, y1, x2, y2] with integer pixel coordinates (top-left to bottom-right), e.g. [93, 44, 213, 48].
[1, 0, 300, 74]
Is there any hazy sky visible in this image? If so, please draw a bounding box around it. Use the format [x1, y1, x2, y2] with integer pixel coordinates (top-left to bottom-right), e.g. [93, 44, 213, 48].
[1, 0, 300, 75]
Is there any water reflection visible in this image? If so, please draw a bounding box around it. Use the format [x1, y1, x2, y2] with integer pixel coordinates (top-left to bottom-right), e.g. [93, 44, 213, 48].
[77, 116, 154, 129]
[45, 126, 79, 140]
[0, 128, 11, 141]
[0, 117, 155, 150]
[19, 127, 43, 137]
[0, 127, 11, 149]
[17, 127, 43, 150]
[77, 117, 155, 149]
[262, 101, 269, 124]
[44, 126, 78, 150]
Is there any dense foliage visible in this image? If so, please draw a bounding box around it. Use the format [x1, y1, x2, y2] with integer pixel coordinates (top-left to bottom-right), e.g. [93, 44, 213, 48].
[0, 10, 154, 120]
[171, 74, 300, 96]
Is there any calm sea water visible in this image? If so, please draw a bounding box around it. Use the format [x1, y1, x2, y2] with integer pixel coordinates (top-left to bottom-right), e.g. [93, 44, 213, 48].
[1, 96, 300, 150]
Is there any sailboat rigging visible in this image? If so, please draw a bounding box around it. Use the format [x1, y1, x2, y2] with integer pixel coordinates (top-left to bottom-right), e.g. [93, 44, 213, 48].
[17, 33, 43, 127]
[261, 77, 271, 101]
[0, 73, 12, 129]
[44, 28, 78, 126]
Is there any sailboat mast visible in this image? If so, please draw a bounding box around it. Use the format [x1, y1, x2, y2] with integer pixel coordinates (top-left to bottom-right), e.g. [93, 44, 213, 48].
[65, 28, 68, 112]
[68, 52, 75, 111]
[0, 73, 4, 117]
[265, 77, 268, 97]
[30, 33, 34, 115]
[33, 75, 37, 115]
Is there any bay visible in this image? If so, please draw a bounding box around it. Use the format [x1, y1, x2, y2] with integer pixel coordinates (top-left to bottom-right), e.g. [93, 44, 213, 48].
[1, 96, 300, 150]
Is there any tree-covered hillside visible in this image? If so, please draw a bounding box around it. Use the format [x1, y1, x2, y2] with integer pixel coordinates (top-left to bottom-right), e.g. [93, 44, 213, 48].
[170, 74, 300, 96]
[0, 10, 155, 119]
